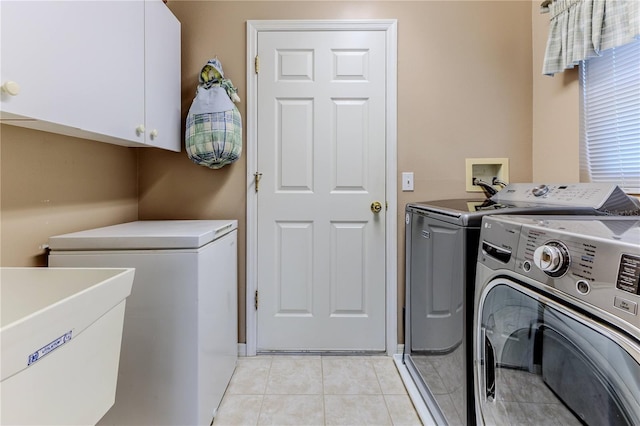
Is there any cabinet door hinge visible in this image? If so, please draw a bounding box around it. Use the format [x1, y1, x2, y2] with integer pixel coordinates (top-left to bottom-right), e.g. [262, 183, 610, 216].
[255, 290, 259, 310]
[255, 56, 260, 74]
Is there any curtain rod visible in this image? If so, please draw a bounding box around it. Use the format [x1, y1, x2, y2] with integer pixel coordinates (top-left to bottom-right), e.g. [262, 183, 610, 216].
[540, 0, 552, 13]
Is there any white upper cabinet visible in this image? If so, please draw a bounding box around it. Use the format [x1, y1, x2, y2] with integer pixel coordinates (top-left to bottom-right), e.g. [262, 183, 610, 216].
[144, 0, 181, 152]
[0, 1, 145, 143]
[0, 0, 181, 152]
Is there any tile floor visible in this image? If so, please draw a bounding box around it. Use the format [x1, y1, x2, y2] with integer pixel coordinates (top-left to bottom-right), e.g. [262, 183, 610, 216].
[213, 355, 423, 426]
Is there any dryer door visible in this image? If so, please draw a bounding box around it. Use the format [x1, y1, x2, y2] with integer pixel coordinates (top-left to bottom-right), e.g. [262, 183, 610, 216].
[475, 280, 640, 426]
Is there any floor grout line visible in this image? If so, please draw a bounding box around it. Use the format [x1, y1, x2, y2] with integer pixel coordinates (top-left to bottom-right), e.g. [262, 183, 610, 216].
[216, 355, 421, 425]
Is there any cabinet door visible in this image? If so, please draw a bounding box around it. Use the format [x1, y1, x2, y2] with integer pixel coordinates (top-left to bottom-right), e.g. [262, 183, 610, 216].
[144, 0, 181, 152]
[0, 1, 144, 144]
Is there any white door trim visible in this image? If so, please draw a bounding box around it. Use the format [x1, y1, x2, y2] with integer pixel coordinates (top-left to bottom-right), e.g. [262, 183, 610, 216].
[245, 19, 397, 356]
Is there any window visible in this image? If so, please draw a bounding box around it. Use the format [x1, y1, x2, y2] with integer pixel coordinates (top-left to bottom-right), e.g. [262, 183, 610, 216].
[580, 39, 640, 194]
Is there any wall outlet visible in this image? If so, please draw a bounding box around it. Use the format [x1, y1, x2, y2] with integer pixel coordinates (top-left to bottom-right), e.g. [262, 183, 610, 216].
[465, 158, 509, 192]
[402, 172, 414, 191]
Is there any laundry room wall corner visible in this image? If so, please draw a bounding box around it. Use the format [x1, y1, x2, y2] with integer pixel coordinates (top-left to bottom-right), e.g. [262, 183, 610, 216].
[531, 0, 580, 182]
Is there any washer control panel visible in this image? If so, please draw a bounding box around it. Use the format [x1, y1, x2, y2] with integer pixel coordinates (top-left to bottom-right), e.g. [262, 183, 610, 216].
[479, 215, 640, 332]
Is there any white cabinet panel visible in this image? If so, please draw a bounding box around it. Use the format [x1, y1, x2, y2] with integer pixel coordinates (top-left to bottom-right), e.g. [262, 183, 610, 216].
[144, 0, 181, 152]
[0, 1, 144, 143]
[0, 0, 180, 152]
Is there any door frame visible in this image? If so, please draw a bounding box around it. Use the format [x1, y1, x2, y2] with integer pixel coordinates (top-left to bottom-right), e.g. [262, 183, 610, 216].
[245, 19, 398, 356]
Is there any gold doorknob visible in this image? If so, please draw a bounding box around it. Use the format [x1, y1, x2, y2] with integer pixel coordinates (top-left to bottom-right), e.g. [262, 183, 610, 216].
[371, 201, 382, 213]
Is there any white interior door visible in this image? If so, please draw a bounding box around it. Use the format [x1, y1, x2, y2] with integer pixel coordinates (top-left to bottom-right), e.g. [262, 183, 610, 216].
[256, 29, 387, 351]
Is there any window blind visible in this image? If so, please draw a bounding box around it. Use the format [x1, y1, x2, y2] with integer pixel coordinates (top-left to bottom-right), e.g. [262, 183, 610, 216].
[580, 39, 640, 193]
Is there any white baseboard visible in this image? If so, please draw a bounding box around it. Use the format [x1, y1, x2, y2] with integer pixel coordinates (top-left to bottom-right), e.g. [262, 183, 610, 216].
[238, 343, 404, 357]
[238, 343, 247, 357]
[393, 354, 435, 425]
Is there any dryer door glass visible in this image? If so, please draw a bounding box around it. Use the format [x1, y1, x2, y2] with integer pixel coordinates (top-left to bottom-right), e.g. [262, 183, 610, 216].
[476, 282, 640, 426]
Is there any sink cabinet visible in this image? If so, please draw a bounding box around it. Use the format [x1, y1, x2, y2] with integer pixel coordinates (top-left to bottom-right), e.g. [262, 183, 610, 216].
[0, 0, 181, 152]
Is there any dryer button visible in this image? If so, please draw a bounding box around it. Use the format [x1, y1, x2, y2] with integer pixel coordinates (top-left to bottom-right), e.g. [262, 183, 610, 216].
[614, 297, 638, 315]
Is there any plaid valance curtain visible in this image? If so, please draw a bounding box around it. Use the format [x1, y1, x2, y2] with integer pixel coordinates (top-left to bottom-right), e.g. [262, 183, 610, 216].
[542, 0, 640, 75]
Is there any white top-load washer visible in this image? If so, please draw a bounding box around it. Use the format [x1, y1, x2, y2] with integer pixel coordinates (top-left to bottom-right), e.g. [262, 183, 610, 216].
[48, 220, 238, 426]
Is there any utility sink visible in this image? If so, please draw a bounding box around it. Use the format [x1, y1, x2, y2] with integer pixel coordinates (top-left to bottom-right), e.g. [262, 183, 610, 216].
[1, 267, 135, 425]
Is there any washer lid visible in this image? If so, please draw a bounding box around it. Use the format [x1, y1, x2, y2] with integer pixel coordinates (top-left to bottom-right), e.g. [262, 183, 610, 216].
[48, 220, 238, 251]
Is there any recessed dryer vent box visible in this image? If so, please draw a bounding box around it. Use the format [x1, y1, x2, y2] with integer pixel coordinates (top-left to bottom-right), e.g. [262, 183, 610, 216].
[465, 158, 509, 192]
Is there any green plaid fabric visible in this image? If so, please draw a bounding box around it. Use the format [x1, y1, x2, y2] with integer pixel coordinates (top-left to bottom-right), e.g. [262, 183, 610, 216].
[598, 0, 640, 51]
[186, 106, 242, 169]
[542, 0, 640, 75]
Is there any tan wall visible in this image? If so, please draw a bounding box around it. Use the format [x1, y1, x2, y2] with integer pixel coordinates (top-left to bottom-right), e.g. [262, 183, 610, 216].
[139, 1, 533, 344]
[0, 124, 138, 266]
[531, 1, 580, 182]
[0, 1, 536, 345]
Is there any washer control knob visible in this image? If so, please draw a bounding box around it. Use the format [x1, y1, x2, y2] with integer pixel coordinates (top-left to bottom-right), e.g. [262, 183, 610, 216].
[533, 241, 570, 277]
[532, 184, 549, 197]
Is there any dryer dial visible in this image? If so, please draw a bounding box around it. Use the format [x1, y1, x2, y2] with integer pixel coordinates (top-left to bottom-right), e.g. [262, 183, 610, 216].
[533, 241, 570, 277]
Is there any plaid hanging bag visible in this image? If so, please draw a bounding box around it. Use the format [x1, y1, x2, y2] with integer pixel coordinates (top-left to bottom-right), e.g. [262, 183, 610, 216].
[185, 58, 242, 169]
